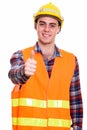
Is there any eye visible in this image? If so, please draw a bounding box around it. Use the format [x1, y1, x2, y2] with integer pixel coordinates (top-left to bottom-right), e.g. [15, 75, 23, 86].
[39, 23, 45, 26]
[38, 21, 45, 26]
[50, 24, 56, 28]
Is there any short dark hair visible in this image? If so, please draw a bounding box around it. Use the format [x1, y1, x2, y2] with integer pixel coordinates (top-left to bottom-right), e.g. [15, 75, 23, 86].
[35, 14, 61, 27]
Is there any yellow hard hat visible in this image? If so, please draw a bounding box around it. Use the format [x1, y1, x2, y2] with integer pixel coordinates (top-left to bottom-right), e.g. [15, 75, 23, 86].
[33, 2, 64, 27]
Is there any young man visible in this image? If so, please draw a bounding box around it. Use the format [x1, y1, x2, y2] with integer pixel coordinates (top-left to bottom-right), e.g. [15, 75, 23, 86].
[8, 2, 83, 130]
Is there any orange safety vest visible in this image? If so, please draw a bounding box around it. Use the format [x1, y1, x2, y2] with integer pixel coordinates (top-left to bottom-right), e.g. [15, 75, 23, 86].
[11, 47, 75, 130]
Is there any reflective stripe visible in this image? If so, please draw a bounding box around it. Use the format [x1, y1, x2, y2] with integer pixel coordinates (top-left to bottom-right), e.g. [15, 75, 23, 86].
[12, 98, 69, 109]
[48, 100, 69, 108]
[12, 117, 47, 127]
[12, 98, 46, 108]
[48, 118, 71, 127]
[12, 117, 71, 128]
[12, 99, 19, 106]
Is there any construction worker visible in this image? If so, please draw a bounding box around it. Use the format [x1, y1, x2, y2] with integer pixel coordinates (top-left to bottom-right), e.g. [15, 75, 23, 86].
[8, 2, 83, 130]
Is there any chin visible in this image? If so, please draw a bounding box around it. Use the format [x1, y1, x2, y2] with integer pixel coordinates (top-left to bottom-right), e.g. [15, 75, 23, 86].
[42, 42, 51, 45]
[41, 40, 51, 44]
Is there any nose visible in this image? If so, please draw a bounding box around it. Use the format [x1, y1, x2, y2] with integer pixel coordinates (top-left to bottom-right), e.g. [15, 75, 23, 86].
[44, 25, 49, 32]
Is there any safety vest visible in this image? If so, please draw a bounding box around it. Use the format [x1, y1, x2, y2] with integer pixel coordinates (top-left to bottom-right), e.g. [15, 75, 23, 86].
[11, 47, 75, 130]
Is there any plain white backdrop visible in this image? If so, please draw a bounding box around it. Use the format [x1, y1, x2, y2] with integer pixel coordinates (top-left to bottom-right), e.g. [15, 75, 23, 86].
[0, 0, 87, 129]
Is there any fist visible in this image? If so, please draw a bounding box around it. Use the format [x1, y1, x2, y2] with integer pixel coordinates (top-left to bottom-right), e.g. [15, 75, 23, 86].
[24, 50, 37, 77]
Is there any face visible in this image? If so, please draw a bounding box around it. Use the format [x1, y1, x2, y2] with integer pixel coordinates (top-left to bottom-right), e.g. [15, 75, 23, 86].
[35, 16, 61, 45]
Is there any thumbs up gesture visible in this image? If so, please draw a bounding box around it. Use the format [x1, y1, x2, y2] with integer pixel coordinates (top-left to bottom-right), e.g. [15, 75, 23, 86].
[24, 50, 37, 77]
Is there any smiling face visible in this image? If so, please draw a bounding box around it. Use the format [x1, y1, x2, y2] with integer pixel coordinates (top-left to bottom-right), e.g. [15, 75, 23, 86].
[35, 16, 61, 45]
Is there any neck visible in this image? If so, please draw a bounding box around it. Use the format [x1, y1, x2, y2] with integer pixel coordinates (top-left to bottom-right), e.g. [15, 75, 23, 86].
[38, 42, 55, 60]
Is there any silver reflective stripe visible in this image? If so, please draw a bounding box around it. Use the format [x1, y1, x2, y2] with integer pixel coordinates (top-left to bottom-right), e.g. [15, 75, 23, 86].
[12, 117, 71, 128]
[12, 98, 69, 109]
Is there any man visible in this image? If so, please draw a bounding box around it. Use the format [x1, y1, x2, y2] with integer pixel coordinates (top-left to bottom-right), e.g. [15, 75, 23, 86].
[8, 2, 83, 130]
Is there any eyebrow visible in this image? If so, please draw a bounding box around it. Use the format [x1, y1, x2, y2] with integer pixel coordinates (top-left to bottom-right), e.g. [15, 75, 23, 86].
[38, 20, 57, 25]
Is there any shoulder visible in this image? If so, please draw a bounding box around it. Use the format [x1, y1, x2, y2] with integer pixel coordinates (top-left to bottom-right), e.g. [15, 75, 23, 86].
[20, 46, 34, 56]
[59, 49, 77, 67]
[22, 46, 34, 52]
[59, 48, 76, 58]
[22, 46, 34, 61]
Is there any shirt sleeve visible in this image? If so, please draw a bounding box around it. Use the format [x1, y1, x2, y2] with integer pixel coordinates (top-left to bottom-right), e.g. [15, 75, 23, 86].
[70, 56, 83, 130]
[8, 50, 29, 84]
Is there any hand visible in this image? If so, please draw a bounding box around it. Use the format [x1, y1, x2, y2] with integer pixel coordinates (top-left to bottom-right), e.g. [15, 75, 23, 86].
[24, 50, 37, 77]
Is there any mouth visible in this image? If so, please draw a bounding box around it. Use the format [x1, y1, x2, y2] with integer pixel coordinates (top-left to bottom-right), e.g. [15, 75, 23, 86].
[42, 33, 51, 39]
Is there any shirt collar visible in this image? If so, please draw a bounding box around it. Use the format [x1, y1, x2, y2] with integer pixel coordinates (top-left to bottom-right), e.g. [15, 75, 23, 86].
[34, 42, 62, 58]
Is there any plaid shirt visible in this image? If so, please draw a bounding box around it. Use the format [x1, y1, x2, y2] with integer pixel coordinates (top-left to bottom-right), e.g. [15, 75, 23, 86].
[8, 42, 83, 129]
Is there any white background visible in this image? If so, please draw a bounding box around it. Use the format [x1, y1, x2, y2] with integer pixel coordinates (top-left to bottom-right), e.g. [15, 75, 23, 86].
[0, 0, 87, 129]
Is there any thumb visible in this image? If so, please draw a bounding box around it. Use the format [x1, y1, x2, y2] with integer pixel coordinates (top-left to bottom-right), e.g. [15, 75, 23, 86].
[30, 50, 35, 59]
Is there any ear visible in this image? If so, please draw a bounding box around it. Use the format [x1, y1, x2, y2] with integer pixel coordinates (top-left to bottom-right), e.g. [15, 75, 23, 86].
[57, 26, 61, 34]
[34, 23, 37, 30]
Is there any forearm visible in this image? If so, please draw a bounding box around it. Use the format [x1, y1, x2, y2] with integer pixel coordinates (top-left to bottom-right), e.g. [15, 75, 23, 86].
[70, 57, 83, 130]
[70, 89, 83, 129]
[8, 64, 29, 84]
[72, 126, 83, 130]
[8, 50, 29, 84]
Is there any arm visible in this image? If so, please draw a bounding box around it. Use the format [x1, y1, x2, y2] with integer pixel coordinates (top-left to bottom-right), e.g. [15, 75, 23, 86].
[8, 50, 29, 84]
[70, 57, 83, 130]
[8, 50, 37, 85]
